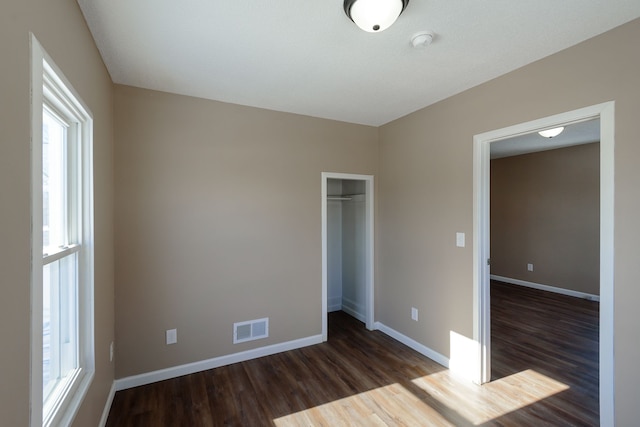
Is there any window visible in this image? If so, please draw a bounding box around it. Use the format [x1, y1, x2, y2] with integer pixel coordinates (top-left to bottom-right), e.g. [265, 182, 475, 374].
[31, 35, 94, 427]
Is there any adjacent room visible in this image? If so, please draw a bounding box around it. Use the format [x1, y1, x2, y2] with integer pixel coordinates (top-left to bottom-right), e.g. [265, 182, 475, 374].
[489, 121, 601, 425]
[3, 1, 640, 426]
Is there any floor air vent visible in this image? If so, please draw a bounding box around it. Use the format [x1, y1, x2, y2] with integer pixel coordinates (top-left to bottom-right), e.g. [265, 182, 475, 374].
[233, 317, 269, 344]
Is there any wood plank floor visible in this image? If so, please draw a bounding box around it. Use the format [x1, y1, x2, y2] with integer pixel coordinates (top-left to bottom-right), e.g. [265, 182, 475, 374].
[107, 285, 599, 426]
[490, 280, 599, 425]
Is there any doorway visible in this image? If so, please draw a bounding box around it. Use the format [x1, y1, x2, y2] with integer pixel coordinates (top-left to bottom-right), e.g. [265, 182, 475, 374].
[473, 102, 614, 426]
[490, 121, 601, 424]
[321, 172, 374, 341]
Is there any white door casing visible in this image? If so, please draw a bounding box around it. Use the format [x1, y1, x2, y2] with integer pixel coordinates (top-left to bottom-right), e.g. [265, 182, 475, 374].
[321, 172, 375, 340]
[473, 102, 615, 426]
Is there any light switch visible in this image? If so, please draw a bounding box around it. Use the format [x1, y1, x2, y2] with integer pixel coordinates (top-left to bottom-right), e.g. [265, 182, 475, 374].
[456, 232, 465, 248]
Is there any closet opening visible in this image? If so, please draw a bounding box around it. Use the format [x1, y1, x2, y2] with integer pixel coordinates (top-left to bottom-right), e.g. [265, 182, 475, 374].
[321, 173, 374, 341]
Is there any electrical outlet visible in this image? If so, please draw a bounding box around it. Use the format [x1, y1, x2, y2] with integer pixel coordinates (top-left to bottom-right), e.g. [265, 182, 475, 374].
[411, 307, 419, 321]
[109, 341, 114, 362]
[166, 329, 177, 345]
[527, 263, 534, 272]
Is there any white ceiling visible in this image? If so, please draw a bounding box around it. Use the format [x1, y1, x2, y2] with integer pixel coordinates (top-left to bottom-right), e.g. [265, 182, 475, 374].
[78, 0, 640, 126]
[491, 118, 600, 159]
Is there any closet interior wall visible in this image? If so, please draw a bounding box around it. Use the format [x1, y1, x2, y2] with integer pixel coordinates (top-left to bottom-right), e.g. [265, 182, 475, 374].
[327, 179, 366, 322]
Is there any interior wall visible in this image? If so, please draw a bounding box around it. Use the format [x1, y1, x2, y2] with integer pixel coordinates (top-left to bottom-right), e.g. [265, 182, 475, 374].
[327, 179, 343, 311]
[378, 18, 640, 425]
[490, 143, 600, 295]
[0, 0, 115, 425]
[341, 180, 367, 320]
[114, 85, 378, 378]
[2, 4, 636, 426]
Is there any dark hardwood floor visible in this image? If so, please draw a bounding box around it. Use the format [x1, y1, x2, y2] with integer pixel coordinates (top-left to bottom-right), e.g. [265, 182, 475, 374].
[107, 285, 599, 426]
[491, 280, 600, 425]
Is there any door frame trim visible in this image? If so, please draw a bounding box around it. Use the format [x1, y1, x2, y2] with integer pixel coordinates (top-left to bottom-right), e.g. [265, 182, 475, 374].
[321, 172, 375, 340]
[473, 102, 615, 426]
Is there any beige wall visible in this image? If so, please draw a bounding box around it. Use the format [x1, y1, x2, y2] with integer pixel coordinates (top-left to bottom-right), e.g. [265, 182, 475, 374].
[3, 2, 640, 424]
[113, 85, 378, 378]
[379, 18, 640, 425]
[0, 0, 115, 426]
[490, 143, 600, 295]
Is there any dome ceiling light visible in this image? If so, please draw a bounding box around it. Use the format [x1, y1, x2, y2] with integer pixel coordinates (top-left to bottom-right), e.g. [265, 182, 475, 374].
[344, 0, 410, 33]
[538, 127, 565, 138]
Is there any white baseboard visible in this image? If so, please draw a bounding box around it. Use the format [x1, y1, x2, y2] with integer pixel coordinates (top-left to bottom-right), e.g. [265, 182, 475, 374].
[342, 297, 366, 322]
[374, 321, 449, 368]
[490, 275, 600, 302]
[328, 296, 342, 312]
[115, 334, 323, 391]
[98, 381, 116, 427]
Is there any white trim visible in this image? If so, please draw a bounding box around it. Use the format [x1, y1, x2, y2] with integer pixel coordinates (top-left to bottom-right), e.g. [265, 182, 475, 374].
[599, 102, 616, 426]
[30, 33, 95, 427]
[30, 33, 46, 427]
[115, 334, 323, 391]
[473, 102, 615, 427]
[328, 296, 342, 312]
[321, 172, 375, 341]
[342, 297, 366, 322]
[490, 275, 600, 302]
[321, 176, 328, 339]
[43, 243, 81, 265]
[472, 126, 491, 385]
[98, 382, 116, 427]
[374, 322, 449, 368]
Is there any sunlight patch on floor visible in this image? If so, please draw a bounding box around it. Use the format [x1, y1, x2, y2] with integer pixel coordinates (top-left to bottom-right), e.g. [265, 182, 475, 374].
[272, 369, 569, 426]
[411, 369, 570, 425]
[273, 383, 456, 427]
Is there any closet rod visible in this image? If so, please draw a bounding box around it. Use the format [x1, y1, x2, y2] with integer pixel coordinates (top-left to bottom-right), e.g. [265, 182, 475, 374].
[327, 196, 352, 201]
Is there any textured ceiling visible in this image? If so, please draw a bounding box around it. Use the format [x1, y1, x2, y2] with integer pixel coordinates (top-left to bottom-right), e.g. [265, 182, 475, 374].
[78, 0, 640, 126]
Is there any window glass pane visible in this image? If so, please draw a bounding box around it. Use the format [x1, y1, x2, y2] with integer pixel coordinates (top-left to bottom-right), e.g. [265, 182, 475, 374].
[43, 253, 78, 403]
[42, 109, 67, 253]
[42, 261, 55, 397]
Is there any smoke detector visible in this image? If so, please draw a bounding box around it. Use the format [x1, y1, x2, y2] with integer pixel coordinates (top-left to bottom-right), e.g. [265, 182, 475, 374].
[411, 31, 435, 49]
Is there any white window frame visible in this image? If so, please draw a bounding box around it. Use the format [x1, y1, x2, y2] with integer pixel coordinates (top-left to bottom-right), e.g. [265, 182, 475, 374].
[30, 34, 95, 427]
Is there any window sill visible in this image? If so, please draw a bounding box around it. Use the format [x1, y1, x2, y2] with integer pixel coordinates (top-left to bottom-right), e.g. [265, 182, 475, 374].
[43, 368, 94, 427]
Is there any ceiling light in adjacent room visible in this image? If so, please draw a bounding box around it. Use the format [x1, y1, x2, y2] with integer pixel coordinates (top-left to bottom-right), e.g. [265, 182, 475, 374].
[344, 0, 410, 33]
[538, 127, 565, 138]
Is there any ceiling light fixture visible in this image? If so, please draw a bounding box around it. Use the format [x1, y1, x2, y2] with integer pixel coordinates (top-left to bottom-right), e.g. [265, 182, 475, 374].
[344, 0, 410, 33]
[538, 127, 565, 138]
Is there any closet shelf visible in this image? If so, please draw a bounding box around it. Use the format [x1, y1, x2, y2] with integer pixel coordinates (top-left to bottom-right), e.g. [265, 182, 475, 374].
[327, 193, 364, 201]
